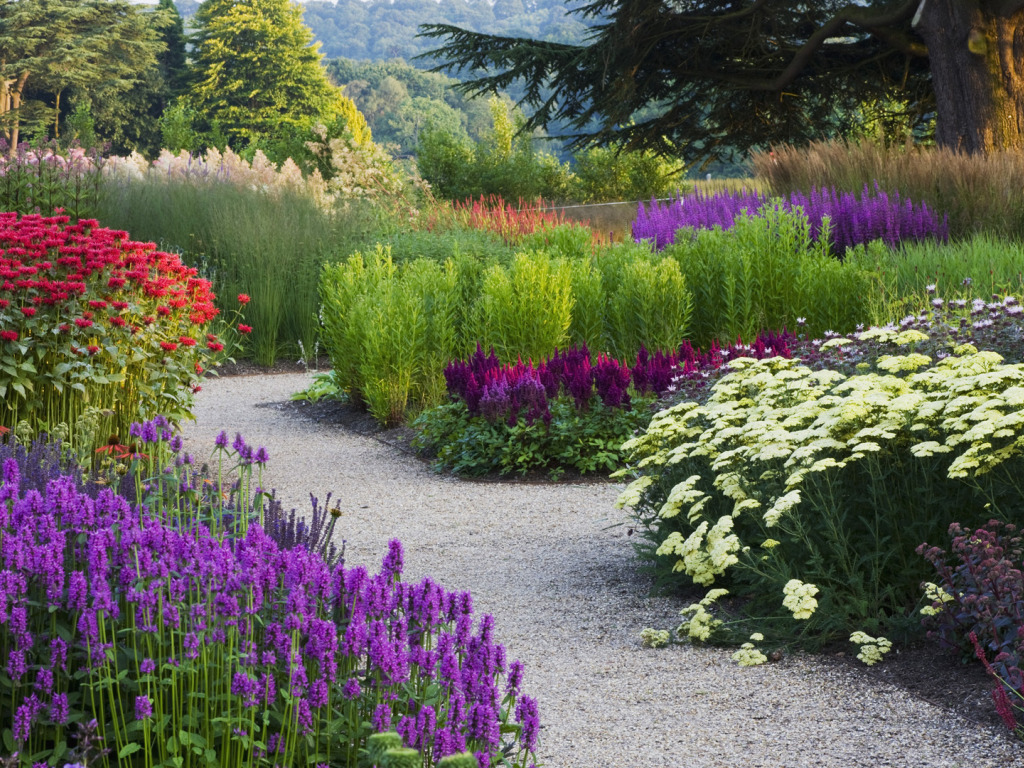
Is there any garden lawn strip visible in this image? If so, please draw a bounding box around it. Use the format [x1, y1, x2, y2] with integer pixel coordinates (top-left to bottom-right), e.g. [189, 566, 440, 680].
[181, 372, 1024, 768]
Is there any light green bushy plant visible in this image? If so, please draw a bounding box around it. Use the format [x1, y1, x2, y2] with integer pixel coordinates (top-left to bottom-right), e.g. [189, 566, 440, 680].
[607, 257, 692, 361]
[618, 339, 1024, 652]
[474, 251, 575, 364]
[663, 206, 876, 346]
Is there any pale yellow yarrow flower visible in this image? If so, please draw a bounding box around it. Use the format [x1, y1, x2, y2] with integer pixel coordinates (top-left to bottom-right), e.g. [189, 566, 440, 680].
[782, 579, 819, 620]
[849, 631, 892, 665]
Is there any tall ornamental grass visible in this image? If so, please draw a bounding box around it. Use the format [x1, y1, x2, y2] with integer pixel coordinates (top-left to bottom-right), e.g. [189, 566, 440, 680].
[847, 234, 1024, 319]
[96, 159, 383, 367]
[632, 186, 947, 253]
[661, 206, 877, 346]
[0, 213, 241, 454]
[617, 329, 1024, 655]
[751, 139, 1024, 240]
[0, 426, 540, 768]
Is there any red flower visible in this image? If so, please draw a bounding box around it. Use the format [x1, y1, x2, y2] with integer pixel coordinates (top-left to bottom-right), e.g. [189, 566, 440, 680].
[160, 341, 178, 352]
[237, 293, 250, 305]
[179, 336, 197, 347]
[0, 299, 8, 308]
[74, 318, 93, 328]
[109, 316, 127, 327]
[237, 324, 252, 334]
[156, 306, 171, 316]
[0, 330, 18, 341]
[207, 333, 218, 342]
[192, 384, 202, 394]
[207, 341, 224, 352]
[19, 306, 36, 317]
[195, 363, 203, 374]
[86, 345, 99, 355]
[88, 300, 107, 309]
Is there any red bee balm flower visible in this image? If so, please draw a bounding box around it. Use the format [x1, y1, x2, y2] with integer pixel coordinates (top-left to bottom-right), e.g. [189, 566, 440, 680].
[87, 345, 99, 356]
[74, 318, 93, 328]
[237, 324, 252, 334]
[19, 306, 36, 317]
[237, 293, 250, 304]
[0, 330, 17, 341]
[179, 336, 197, 347]
[160, 341, 178, 352]
[207, 342, 224, 352]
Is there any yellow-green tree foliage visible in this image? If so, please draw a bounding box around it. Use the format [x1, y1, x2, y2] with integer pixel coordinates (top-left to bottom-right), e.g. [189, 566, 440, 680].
[188, 0, 368, 144]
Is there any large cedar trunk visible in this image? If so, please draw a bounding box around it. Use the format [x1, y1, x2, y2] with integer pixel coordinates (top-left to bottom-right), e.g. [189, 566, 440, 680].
[916, 0, 1024, 153]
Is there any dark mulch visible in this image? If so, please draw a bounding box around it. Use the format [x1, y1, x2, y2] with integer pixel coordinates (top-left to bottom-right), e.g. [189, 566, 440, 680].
[220, 361, 1018, 740]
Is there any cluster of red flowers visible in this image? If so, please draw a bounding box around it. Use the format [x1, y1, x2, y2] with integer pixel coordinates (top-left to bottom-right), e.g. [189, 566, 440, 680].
[0, 212, 222, 352]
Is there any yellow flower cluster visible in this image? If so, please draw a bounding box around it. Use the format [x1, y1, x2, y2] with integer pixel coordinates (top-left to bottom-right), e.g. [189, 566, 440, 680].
[655, 516, 740, 585]
[640, 628, 671, 648]
[782, 579, 819, 620]
[677, 589, 728, 641]
[849, 631, 892, 665]
[731, 633, 768, 667]
[919, 581, 956, 616]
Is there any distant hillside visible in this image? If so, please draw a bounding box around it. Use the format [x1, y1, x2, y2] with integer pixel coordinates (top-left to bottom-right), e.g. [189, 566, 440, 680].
[175, 0, 591, 62]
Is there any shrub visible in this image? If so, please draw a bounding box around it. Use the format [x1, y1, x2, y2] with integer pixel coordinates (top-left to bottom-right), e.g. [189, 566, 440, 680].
[0, 213, 237, 454]
[662, 206, 876, 346]
[0, 427, 540, 768]
[633, 186, 948, 254]
[475, 251, 575, 365]
[919, 520, 1024, 735]
[617, 344, 1024, 651]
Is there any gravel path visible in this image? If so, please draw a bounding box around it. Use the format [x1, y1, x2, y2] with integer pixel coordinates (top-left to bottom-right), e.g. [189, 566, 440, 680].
[182, 372, 1024, 768]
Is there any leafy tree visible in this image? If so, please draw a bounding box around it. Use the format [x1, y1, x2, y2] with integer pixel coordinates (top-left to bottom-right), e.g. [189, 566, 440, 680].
[187, 0, 361, 144]
[422, 0, 1024, 159]
[0, 0, 165, 154]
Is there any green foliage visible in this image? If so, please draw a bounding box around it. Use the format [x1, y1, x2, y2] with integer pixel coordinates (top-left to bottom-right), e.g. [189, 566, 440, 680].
[572, 144, 683, 203]
[96, 174, 381, 366]
[618, 347, 1024, 650]
[662, 206, 876, 347]
[607, 257, 692, 361]
[159, 103, 199, 153]
[320, 248, 462, 425]
[0, 0, 167, 153]
[0, 144, 104, 221]
[475, 251, 574, 364]
[187, 0, 362, 145]
[414, 396, 655, 478]
[846, 233, 1024, 319]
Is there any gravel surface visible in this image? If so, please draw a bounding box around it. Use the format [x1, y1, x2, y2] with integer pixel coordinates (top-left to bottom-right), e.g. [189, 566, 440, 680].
[182, 372, 1024, 768]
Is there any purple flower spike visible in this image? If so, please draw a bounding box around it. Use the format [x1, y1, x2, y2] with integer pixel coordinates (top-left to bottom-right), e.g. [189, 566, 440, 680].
[254, 446, 270, 465]
[134, 695, 153, 720]
[214, 430, 228, 448]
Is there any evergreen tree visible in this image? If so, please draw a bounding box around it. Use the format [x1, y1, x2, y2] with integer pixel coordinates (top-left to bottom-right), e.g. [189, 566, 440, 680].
[422, 0, 1024, 159]
[0, 0, 164, 154]
[187, 0, 358, 143]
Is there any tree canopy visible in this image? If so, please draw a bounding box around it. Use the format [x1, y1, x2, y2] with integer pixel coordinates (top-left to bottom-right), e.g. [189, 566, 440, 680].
[422, 0, 1024, 161]
[0, 0, 166, 154]
[187, 0, 362, 143]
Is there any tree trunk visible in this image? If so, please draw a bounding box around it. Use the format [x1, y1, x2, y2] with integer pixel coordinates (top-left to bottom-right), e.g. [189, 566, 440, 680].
[54, 89, 62, 139]
[916, 0, 1024, 153]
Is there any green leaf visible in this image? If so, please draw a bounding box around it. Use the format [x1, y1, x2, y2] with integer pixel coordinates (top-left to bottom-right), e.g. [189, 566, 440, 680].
[118, 743, 142, 759]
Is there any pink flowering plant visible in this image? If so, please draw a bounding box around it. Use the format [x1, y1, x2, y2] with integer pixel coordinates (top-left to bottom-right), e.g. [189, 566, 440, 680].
[0, 426, 540, 768]
[0, 213, 249, 456]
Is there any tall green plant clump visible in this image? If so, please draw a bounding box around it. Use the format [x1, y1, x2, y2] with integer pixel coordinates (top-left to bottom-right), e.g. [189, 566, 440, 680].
[662, 206, 877, 347]
[319, 237, 696, 424]
[618, 335, 1024, 655]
